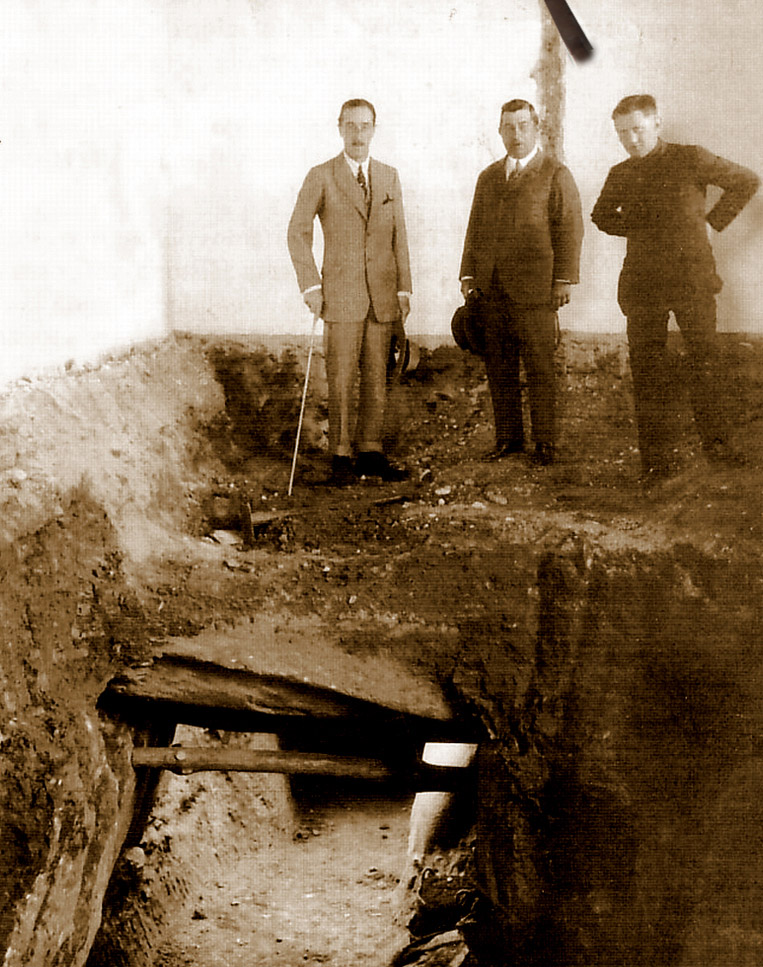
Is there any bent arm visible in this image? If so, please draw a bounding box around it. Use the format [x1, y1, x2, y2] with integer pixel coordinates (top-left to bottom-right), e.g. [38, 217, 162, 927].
[591, 169, 630, 237]
[698, 146, 760, 232]
[460, 173, 488, 283]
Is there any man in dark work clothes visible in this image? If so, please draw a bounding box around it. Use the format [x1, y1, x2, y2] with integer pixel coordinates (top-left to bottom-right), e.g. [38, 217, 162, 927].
[460, 99, 583, 466]
[592, 94, 759, 484]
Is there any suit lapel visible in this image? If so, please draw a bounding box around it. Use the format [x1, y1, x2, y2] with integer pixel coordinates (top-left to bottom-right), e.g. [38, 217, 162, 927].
[514, 149, 544, 184]
[367, 159, 390, 220]
[489, 159, 508, 199]
[332, 154, 368, 220]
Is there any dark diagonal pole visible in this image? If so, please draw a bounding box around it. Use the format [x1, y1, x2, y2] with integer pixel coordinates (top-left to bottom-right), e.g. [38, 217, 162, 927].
[542, 0, 594, 61]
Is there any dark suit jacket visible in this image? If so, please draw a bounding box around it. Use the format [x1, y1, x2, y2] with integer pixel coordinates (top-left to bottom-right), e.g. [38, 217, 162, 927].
[591, 140, 759, 311]
[287, 154, 412, 323]
[460, 151, 583, 305]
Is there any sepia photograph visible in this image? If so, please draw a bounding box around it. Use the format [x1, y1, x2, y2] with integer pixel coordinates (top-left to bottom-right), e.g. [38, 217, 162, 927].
[0, 1, 762, 965]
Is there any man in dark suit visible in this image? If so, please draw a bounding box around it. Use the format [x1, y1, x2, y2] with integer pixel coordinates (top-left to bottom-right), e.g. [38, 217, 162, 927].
[460, 99, 583, 466]
[288, 98, 411, 485]
[592, 94, 759, 482]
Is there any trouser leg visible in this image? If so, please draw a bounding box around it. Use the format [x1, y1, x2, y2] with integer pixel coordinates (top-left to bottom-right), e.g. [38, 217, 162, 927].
[323, 318, 364, 457]
[484, 297, 524, 448]
[517, 305, 558, 446]
[356, 312, 392, 453]
[626, 307, 671, 474]
[674, 295, 727, 449]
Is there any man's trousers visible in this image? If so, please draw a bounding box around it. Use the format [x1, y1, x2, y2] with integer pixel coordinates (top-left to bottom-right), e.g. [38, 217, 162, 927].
[625, 293, 726, 475]
[323, 310, 392, 458]
[483, 291, 558, 449]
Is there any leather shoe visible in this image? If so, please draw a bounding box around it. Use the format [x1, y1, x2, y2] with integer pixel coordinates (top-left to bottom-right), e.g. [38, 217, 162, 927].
[484, 441, 524, 461]
[355, 451, 409, 481]
[326, 455, 356, 486]
[532, 442, 555, 466]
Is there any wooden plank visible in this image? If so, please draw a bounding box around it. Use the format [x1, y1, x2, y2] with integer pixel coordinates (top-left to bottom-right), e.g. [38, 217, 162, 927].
[101, 691, 475, 744]
[109, 658, 375, 719]
[158, 616, 456, 722]
[243, 492, 414, 530]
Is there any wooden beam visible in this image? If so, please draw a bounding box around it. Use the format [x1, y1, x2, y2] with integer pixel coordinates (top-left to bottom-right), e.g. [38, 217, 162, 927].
[131, 746, 472, 791]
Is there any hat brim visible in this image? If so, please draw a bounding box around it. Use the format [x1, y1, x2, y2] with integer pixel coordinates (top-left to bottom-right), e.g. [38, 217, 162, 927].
[451, 305, 485, 356]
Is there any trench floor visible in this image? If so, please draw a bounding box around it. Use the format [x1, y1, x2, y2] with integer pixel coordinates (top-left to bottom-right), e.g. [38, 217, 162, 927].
[157, 783, 413, 967]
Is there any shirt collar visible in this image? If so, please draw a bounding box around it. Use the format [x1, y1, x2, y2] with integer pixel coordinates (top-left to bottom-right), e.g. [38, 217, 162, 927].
[645, 138, 665, 160]
[627, 139, 666, 165]
[344, 153, 370, 178]
[506, 143, 540, 177]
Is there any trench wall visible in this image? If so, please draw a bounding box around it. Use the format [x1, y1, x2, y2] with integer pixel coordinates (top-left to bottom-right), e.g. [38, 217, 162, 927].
[0, 332, 321, 967]
[0, 336, 224, 966]
[0, 493, 141, 966]
[454, 540, 763, 966]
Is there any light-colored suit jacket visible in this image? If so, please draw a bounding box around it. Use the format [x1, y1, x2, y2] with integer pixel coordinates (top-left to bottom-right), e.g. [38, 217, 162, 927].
[288, 154, 412, 323]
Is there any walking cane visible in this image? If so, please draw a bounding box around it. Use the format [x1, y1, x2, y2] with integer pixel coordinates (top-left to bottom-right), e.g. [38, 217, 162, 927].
[288, 312, 319, 497]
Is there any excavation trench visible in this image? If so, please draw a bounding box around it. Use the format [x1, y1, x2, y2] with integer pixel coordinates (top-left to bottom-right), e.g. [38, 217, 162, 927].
[92, 536, 763, 967]
[2, 333, 763, 967]
[90, 618, 481, 967]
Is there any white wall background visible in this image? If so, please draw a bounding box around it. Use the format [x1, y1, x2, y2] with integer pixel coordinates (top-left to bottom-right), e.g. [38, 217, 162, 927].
[566, 0, 763, 333]
[0, 0, 761, 385]
[0, 1, 167, 385]
[164, 0, 542, 337]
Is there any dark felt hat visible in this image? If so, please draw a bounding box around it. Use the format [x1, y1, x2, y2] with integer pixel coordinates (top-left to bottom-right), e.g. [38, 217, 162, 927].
[451, 299, 485, 356]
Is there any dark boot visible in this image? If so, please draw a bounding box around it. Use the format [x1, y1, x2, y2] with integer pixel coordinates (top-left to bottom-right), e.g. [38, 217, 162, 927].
[355, 450, 409, 481]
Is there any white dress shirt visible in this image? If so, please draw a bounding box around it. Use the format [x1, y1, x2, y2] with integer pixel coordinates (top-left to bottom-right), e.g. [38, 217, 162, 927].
[343, 152, 370, 186]
[505, 142, 540, 178]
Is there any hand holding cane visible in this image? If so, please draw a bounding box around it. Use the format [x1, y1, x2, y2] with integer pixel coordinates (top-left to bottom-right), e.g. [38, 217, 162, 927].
[288, 312, 319, 496]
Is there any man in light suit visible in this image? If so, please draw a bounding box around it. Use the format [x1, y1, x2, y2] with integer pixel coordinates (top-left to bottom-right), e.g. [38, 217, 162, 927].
[460, 99, 583, 466]
[288, 98, 412, 485]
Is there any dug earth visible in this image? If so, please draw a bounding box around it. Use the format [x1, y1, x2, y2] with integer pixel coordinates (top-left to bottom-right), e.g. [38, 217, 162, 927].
[1, 331, 762, 966]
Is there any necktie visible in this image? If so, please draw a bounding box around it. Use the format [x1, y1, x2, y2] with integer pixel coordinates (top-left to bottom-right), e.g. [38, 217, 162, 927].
[357, 165, 370, 215]
[507, 160, 520, 181]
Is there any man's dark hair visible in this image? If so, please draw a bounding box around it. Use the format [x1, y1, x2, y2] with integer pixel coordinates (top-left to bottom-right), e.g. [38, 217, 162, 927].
[500, 99, 539, 125]
[612, 94, 658, 119]
[338, 99, 376, 125]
